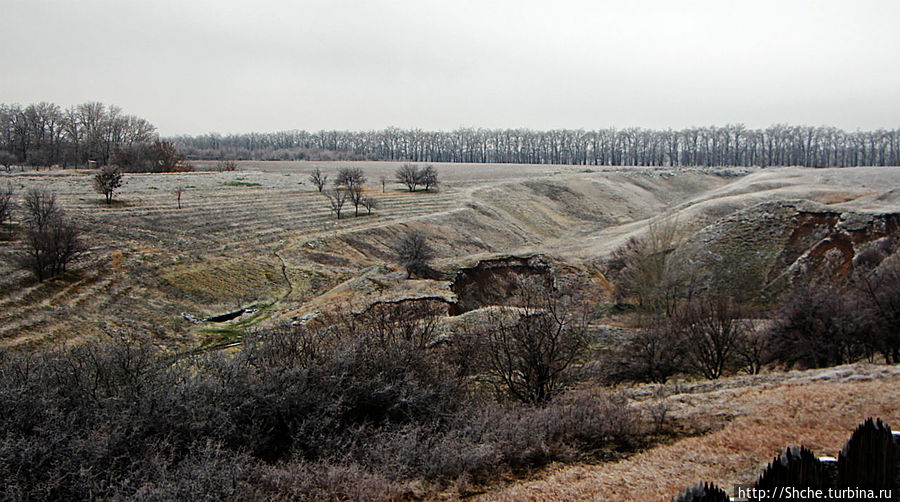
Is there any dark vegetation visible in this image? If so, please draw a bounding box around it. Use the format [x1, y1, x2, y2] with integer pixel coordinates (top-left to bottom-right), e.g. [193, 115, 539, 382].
[393, 230, 436, 278]
[110, 139, 190, 173]
[169, 125, 900, 167]
[92, 165, 123, 204]
[604, 223, 900, 384]
[0, 101, 155, 168]
[14, 189, 84, 282]
[395, 163, 439, 192]
[0, 297, 653, 500]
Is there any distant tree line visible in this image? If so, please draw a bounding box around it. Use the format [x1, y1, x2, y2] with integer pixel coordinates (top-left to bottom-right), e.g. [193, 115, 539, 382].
[0, 101, 156, 168]
[170, 124, 900, 167]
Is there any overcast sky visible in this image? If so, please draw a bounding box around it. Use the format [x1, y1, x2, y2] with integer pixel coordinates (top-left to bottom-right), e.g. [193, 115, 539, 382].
[2, 0, 899, 136]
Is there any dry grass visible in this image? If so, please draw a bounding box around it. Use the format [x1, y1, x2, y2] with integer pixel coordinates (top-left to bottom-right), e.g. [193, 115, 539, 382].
[475, 363, 900, 501]
[2, 164, 899, 349]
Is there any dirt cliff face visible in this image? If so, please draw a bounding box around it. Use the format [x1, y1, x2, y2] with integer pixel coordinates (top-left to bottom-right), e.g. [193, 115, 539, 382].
[449, 255, 554, 314]
[777, 208, 900, 281]
[682, 200, 900, 290]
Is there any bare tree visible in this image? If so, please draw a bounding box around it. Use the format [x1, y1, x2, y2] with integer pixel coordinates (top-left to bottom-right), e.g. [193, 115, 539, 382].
[483, 277, 588, 405]
[348, 183, 364, 217]
[17, 189, 84, 281]
[362, 196, 378, 215]
[334, 166, 365, 189]
[0, 182, 14, 228]
[173, 186, 185, 209]
[93, 165, 123, 204]
[606, 315, 687, 384]
[324, 188, 349, 219]
[309, 167, 327, 192]
[420, 164, 439, 191]
[379, 175, 387, 193]
[395, 163, 419, 192]
[394, 230, 435, 278]
[0, 151, 15, 172]
[23, 188, 62, 231]
[671, 296, 747, 379]
[607, 219, 694, 316]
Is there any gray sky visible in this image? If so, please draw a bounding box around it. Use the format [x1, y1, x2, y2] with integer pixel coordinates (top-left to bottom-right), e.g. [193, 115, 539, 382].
[2, 0, 899, 135]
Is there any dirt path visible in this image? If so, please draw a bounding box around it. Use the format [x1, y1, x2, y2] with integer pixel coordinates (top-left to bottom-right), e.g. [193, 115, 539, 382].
[475, 363, 900, 501]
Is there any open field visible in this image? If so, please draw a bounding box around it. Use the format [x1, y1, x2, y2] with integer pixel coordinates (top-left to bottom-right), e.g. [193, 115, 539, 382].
[2, 162, 900, 350]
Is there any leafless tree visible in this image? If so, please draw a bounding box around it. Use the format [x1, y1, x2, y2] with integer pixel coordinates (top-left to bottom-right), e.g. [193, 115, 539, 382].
[348, 183, 364, 217]
[768, 280, 867, 368]
[362, 196, 378, 215]
[394, 230, 435, 278]
[483, 277, 588, 405]
[0, 183, 14, 228]
[852, 254, 900, 363]
[324, 188, 349, 219]
[173, 186, 185, 209]
[309, 167, 327, 192]
[420, 164, 439, 191]
[607, 219, 694, 316]
[671, 296, 748, 379]
[17, 189, 84, 281]
[334, 166, 365, 189]
[0, 151, 15, 172]
[379, 175, 387, 193]
[395, 163, 420, 192]
[23, 188, 62, 231]
[607, 315, 687, 384]
[93, 165, 123, 204]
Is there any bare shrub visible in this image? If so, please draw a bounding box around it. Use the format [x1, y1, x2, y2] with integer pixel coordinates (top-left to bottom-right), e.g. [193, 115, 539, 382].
[482, 277, 588, 404]
[604, 315, 687, 384]
[607, 219, 694, 316]
[93, 164, 123, 204]
[355, 299, 446, 349]
[216, 159, 238, 172]
[670, 296, 747, 380]
[768, 280, 867, 368]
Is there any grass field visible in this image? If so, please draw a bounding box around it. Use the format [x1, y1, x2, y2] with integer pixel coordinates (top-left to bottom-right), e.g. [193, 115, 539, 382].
[2, 162, 899, 350]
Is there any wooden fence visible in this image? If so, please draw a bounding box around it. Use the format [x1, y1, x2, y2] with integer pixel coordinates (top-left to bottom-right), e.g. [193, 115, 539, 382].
[672, 418, 897, 501]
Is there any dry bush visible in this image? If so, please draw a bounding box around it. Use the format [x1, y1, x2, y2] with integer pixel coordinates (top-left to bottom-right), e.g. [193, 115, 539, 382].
[216, 159, 238, 172]
[481, 276, 589, 405]
[670, 296, 748, 380]
[768, 280, 869, 368]
[603, 315, 688, 384]
[93, 164, 123, 204]
[607, 219, 695, 316]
